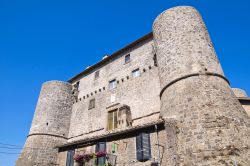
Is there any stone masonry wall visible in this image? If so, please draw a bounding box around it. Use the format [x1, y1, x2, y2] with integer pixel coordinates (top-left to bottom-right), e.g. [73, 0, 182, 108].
[242, 103, 250, 117]
[16, 81, 74, 166]
[17, 5, 250, 166]
[232, 88, 250, 117]
[59, 128, 167, 166]
[153, 6, 250, 165]
[232, 88, 248, 98]
[68, 38, 161, 142]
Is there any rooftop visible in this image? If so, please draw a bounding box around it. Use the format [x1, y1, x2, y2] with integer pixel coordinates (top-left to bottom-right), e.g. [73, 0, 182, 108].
[67, 32, 153, 84]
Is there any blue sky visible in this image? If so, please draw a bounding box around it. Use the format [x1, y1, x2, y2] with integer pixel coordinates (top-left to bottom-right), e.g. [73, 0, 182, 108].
[0, 0, 249, 165]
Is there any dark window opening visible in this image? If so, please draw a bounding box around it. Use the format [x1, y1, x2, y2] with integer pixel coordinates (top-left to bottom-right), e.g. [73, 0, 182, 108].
[136, 132, 151, 161]
[95, 70, 100, 79]
[149, 66, 152, 70]
[74, 81, 80, 90]
[153, 54, 158, 67]
[125, 54, 130, 63]
[99, 89, 102, 92]
[89, 99, 95, 109]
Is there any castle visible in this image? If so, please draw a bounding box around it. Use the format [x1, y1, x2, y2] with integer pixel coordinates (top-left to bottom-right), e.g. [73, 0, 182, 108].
[16, 6, 250, 166]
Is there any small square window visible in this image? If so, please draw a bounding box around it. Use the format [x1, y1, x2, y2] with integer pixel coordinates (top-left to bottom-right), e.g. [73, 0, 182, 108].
[132, 68, 140, 78]
[88, 98, 95, 109]
[109, 79, 117, 90]
[95, 71, 100, 79]
[125, 54, 130, 63]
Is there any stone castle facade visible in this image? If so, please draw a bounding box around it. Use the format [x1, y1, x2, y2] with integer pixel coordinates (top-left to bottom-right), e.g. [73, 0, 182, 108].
[16, 6, 250, 166]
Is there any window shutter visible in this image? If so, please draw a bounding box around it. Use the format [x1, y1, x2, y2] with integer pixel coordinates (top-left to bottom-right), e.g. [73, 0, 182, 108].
[142, 133, 151, 160]
[136, 134, 143, 161]
[66, 150, 74, 166]
[136, 133, 151, 161]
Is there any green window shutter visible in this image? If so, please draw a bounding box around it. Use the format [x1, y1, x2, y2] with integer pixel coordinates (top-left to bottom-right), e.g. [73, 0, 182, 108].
[112, 143, 118, 154]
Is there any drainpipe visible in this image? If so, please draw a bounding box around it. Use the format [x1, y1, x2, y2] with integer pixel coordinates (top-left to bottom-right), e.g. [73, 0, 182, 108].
[155, 124, 161, 166]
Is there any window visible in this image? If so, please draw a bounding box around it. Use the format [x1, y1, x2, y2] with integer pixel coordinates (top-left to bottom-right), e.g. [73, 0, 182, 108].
[74, 81, 80, 90]
[88, 98, 95, 109]
[96, 142, 106, 165]
[108, 109, 118, 130]
[136, 133, 151, 161]
[125, 54, 130, 63]
[66, 150, 74, 166]
[132, 68, 140, 78]
[72, 81, 80, 95]
[153, 54, 158, 67]
[109, 79, 117, 90]
[95, 70, 100, 79]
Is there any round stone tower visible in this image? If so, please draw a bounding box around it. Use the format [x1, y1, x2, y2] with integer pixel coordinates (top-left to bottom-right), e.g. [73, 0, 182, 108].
[16, 81, 74, 166]
[153, 6, 250, 165]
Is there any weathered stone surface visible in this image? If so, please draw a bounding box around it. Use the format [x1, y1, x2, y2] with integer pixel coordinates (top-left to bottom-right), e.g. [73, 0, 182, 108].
[67, 39, 161, 142]
[16, 81, 74, 166]
[17, 6, 250, 166]
[232, 88, 248, 97]
[153, 6, 250, 165]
